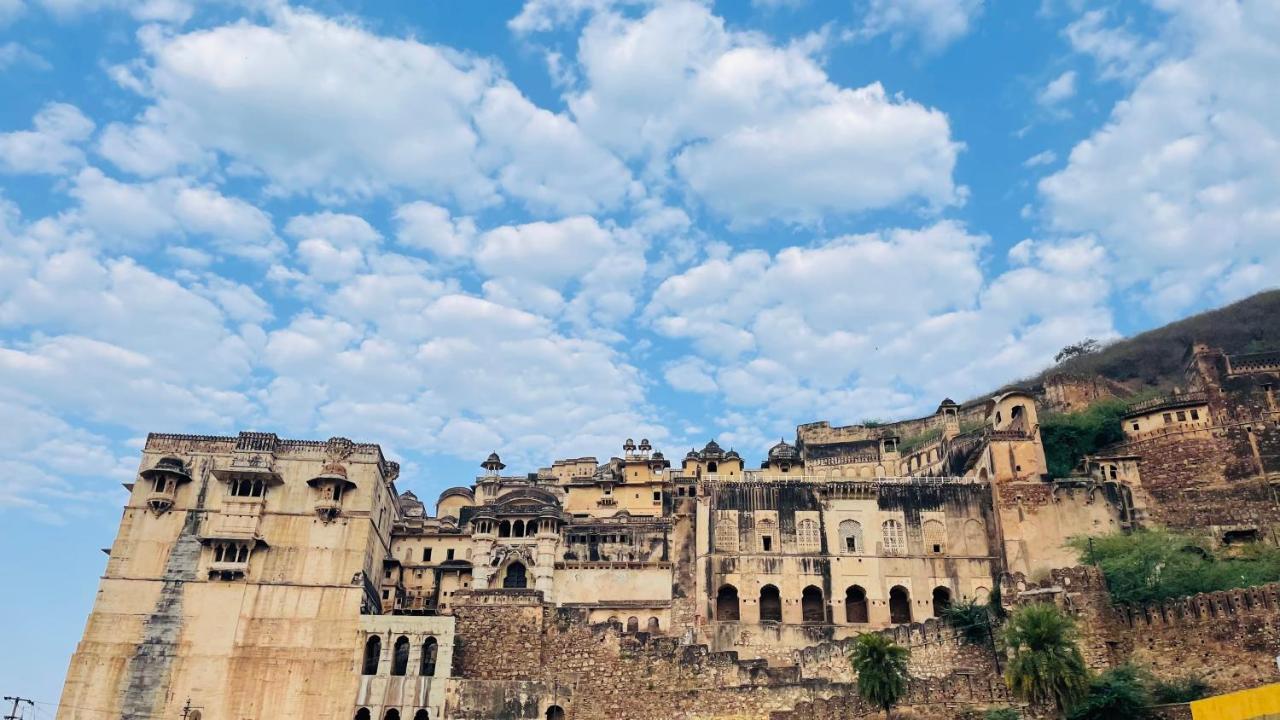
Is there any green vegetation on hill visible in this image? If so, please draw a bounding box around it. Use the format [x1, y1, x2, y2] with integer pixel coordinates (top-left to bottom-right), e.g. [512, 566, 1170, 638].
[1071, 529, 1280, 605]
[1042, 290, 1280, 390]
[1039, 399, 1129, 477]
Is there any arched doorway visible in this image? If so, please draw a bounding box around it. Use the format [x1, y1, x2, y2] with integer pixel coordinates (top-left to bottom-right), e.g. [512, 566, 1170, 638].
[391, 635, 410, 676]
[801, 585, 825, 623]
[845, 585, 868, 623]
[503, 562, 528, 589]
[355, 709, 371, 720]
[420, 637, 438, 676]
[716, 584, 740, 621]
[626, 616, 639, 632]
[647, 617, 660, 633]
[362, 636, 381, 675]
[546, 706, 565, 720]
[759, 584, 782, 622]
[932, 586, 952, 617]
[384, 710, 400, 720]
[889, 585, 912, 624]
[413, 711, 428, 720]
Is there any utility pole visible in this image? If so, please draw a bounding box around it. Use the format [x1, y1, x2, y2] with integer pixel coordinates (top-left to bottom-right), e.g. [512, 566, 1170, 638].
[3, 696, 34, 720]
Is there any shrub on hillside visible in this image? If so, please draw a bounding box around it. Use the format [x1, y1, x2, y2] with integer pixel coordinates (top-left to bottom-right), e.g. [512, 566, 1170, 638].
[1039, 399, 1129, 477]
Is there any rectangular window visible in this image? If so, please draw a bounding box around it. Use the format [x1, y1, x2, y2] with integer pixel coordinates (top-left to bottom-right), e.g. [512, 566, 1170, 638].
[603, 486, 612, 495]
[761, 536, 773, 552]
[1190, 409, 1200, 420]
[845, 537, 857, 552]
[446, 549, 455, 561]
[1163, 413, 1173, 424]
[1132, 423, 1140, 431]
[1176, 410, 1187, 421]
[382, 590, 389, 600]
[423, 548, 432, 562]
[653, 490, 661, 502]
[384, 568, 392, 579]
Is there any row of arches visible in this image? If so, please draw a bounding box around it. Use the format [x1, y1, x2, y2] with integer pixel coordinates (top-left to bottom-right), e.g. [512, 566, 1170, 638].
[362, 635, 438, 677]
[716, 517, 986, 556]
[607, 615, 661, 633]
[715, 584, 955, 624]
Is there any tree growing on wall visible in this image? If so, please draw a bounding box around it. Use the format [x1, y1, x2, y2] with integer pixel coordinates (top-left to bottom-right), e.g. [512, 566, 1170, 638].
[1002, 604, 1089, 717]
[850, 633, 911, 718]
[1055, 339, 1101, 364]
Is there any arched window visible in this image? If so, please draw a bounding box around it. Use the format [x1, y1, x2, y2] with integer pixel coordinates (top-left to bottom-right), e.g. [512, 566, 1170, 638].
[391, 635, 410, 676]
[626, 616, 639, 632]
[932, 586, 952, 617]
[882, 520, 906, 556]
[964, 519, 987, 556]
[716, 584, 740, 621]
[546, 706, 565, 720]
[796, 519, 820, 552]
[421, 637, 438, 676]
[384, 710, 400, 720]
[801, 585, 824, 623]
[513, 519, 525, 538]
[759, 585, 782, 622]
[503, 562, 527, 589]
[889, 585, 911, 624]
[413, 711, 429, 720]
[838, 520, 862, 554]
[845, 585, 868, 623]
[498, 520, 510, 537]
[362, 635, 381, 675]
[923, 519, 946, 555]
[355, 709, 371, 720]
[714, 512, 738, 552]
[647, 616, 660, 633]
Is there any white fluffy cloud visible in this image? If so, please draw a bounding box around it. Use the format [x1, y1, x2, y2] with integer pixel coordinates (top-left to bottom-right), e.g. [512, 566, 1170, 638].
[394, 201, 476, 259]
[68, 168, 283, 261]
[860, 0, 984, 52]
[1038, 70, 1077, 107]
[1041, 0, 1280, 316]
[100, 8, 631, 214]
[0, 103, 94, 175]
[37, 0, 192, 22]
[647, 223, 1114, 423]
[564, 0, 961, 224]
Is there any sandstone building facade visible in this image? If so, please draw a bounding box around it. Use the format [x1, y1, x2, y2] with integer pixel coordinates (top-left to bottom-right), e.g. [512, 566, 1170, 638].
[56, 344, 1280, 719]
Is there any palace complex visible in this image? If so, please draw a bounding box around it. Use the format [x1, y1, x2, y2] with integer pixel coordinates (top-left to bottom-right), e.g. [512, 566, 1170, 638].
[56, 344, 1280, 720]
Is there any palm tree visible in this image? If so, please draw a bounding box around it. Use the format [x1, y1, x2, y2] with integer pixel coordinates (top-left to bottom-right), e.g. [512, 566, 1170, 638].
[850, 632, 911, 718]
[1002, 603, 1089, 717]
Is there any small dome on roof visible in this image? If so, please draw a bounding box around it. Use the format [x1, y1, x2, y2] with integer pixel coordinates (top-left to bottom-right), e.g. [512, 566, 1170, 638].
[481, 452, 505, 471]
[725, 449, 740, 460]
[652, 451, 664, 461]
[768, 438, 798, 460]
[685, 448, 700, 460]
[701, 439, 723, 456]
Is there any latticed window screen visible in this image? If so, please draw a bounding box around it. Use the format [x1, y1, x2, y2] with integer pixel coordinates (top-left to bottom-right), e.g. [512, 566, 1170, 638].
[882, 519, 906, 555]
[839, 520, 862, 553]
[714, 512, 739, 552]
[923, 519, 946, 555]
[796, 519, 820, 552]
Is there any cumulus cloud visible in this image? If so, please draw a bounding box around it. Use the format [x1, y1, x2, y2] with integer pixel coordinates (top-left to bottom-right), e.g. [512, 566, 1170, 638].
[1041, 0, 1280, 316]
[0, 103, 94, 175]
[99, 8, 631, 214]
[68, 168, 283, 261]
[394, 201, 476, 259]
[565, 0, 962, 224]
[646, 222, 1114, 425]
[1037, 70, 1077, 107]
[1065, 8, 1164, 81]
[860, 0, 985, 52]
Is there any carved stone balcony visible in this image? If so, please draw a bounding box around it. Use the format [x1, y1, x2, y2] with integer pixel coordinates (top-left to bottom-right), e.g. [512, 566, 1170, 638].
[146, 490, 176, 515]
[314, 498, 342, 522]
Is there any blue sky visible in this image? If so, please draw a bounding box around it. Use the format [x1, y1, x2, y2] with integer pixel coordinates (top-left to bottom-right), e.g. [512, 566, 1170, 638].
[2, 0, 1278, 708]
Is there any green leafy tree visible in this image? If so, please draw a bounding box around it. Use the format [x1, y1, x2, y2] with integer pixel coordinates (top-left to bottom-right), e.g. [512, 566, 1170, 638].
[1039, 399, 1129, 477]
[1150, 674, 1212, 704]
[1072, 529, 1280, 604]
[942, 598, 992, 645]
[1002, 604, 1089, 717]
[1055, 339, 1101, 364]
[1067, 664, 1151, 720]
[850, 632, 911, 718]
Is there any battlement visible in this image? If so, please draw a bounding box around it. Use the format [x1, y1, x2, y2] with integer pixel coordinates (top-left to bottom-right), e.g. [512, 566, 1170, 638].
[1111, 583, 1280, 629]
[1227, 350, 1280, 375]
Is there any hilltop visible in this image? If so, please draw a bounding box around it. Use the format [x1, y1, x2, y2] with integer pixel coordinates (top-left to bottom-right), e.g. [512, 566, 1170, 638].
[1019, 289, 1280, 394]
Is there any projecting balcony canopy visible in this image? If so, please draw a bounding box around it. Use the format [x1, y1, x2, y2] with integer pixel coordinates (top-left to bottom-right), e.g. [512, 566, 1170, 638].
[139, 457, 193, 485]
[305, 463, 357, 492]
[212, 456, 284, 486]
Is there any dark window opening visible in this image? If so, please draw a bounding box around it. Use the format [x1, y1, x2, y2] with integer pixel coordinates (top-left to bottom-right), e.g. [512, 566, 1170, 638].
[845, 586, 868, 623]
[759, 585, 782, 622]
[413, 711, 429, 720]
[423, 548, 432, 562]
[1176, 410, 1187, 421]
[498, 520, 511, 537]
[362, 636, 381, 675]
[356, 709, 371, 720]
[626, 616, 639, 632]
[446, 549, 455, 561]
[761, 535, 773, 552]
[1163, 413, 1173, 424]
[384, 711, 400, 720]
[1190, 409, 1200, 420]
[801, 585, 824, 623]
[932, 586, 952, 617]
[503, 562, 528, 589]
[1223, 529, 1260, 545]
[716, 584, 740, 621]
[1132, 423, 1140, 431]
[707, 461, 718, 473]
[391, 636, 410, 676]
[421, 637, 438, 676]
[546, 706, 565, 720]
[889, 585, 911, 624]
